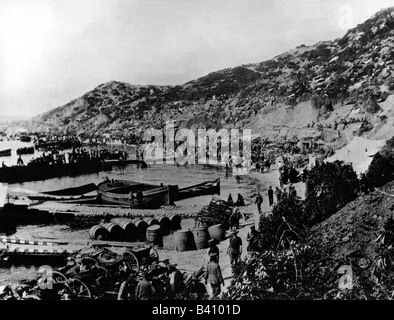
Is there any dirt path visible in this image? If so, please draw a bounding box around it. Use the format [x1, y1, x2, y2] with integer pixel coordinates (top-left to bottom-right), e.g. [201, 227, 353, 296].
[156, 168, 288, 298]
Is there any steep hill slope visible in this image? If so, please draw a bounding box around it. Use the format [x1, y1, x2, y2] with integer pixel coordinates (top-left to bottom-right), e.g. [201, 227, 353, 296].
[26, 8, 394, 146]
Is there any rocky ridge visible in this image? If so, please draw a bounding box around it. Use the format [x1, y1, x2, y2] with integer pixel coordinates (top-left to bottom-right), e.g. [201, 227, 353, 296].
[24, 8, 394, 146]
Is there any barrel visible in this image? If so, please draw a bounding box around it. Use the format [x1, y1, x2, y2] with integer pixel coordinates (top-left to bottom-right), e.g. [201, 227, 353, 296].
[143, 217, 160, 227]
[191, 227, 209, 249]
[146, 225, 163, 247]
[174, 229, 195, 251]
[166, 213, 181, 230]
[132, 218, 148, 241]
[112, 219, 137, 242]
[207, 224, 225, 242]
[157, 215, 171, 235]
[101, 222, 125, 241]
[89, 225, 109, 240]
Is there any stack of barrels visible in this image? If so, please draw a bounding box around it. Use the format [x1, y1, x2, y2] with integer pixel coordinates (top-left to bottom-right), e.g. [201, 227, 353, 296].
[174, 223, 225, 252]
[88, 213, 183, 248]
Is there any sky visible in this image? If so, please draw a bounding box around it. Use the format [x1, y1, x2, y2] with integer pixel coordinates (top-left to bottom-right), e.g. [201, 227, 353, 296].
[0, 0, 393, 118]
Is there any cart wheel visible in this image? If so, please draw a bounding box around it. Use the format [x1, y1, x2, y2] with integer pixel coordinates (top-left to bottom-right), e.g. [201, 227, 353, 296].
[65, 278, 92, 300]
[95, 266, 112, 286]
[149, 247, 159, 263]
[123, 251, 140, 274]
[80, 256, 98, 266]
[52, 271, 68, 285]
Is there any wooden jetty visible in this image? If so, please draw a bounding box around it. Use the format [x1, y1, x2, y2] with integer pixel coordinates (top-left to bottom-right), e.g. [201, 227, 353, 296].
[25, 202, 198, 220]
[0, 200, 198, 225]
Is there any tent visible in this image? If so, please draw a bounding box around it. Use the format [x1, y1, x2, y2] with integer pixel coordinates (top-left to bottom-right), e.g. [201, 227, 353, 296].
[325, 137, 386, 174]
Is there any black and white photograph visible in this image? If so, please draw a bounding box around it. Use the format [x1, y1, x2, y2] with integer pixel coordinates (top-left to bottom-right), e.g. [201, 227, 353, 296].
[1, 0, 394, 309]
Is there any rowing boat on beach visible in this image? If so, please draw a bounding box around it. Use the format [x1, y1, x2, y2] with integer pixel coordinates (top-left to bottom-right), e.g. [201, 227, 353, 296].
[176, 178, 220, 200]
[98, 178, 220, 208]
[98, 180, 178, 209]
[26, 183, 99, 202]
[0, 149, 11, 157]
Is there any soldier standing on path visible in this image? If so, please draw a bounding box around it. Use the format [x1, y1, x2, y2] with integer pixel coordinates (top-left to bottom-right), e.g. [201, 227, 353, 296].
[229, 206, 242, 230]
[255, 192, 263, 214]
[208, 239, 220, 263]
[227, 230, 242, 268]
[227, 194, 234, 207]
[204, 253, 224, 298]
[17, 155, 24, 166]
[268, 186, 274, 207]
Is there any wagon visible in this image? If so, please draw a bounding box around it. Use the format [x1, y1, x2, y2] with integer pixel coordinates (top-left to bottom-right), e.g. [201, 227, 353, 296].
[31, 244, 159, 300]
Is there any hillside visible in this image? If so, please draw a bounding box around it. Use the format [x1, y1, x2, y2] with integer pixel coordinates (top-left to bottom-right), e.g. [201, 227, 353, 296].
[26, 8, 394, 147]
[309, 180, 394, 261]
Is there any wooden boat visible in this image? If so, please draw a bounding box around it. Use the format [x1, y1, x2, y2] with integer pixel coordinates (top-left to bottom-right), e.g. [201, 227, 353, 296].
[176, 178, 220, 200]
[98, 180, 178, 209]
[0, 149, 11, 157]
[27, 183, 98, 202]
[16, 147, 35, 155]
[19, 136, 32, 142]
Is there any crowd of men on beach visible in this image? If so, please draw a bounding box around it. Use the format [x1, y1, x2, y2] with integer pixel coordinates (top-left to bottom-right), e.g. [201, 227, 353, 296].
[9, 148, 129, 168]
[306, 116, 367, 131]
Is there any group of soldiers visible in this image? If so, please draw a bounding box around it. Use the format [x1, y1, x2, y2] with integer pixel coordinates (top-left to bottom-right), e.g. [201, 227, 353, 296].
[128, 189, 144, 208]
[204, 222, 261, 298]
[117, 259, 207, 300]
[254, 183, 298, 214]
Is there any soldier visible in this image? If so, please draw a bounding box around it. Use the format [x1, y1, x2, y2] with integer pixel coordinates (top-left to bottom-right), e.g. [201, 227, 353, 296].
[168, 264, 185, 298]
[117, 274, 136, 300]
[135, 272, 155, 300]
[227, 230, 242, 267]
[204, 253, 224, 298]
[208, 239, 220, 263]
[255, 192, 263, 214]
[227, 194, 234, 207]
[17, 155, 24, 166]
[268, 186, 274, 207]
[236, 193, 245, 206]
[229, 206, 242, 230]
